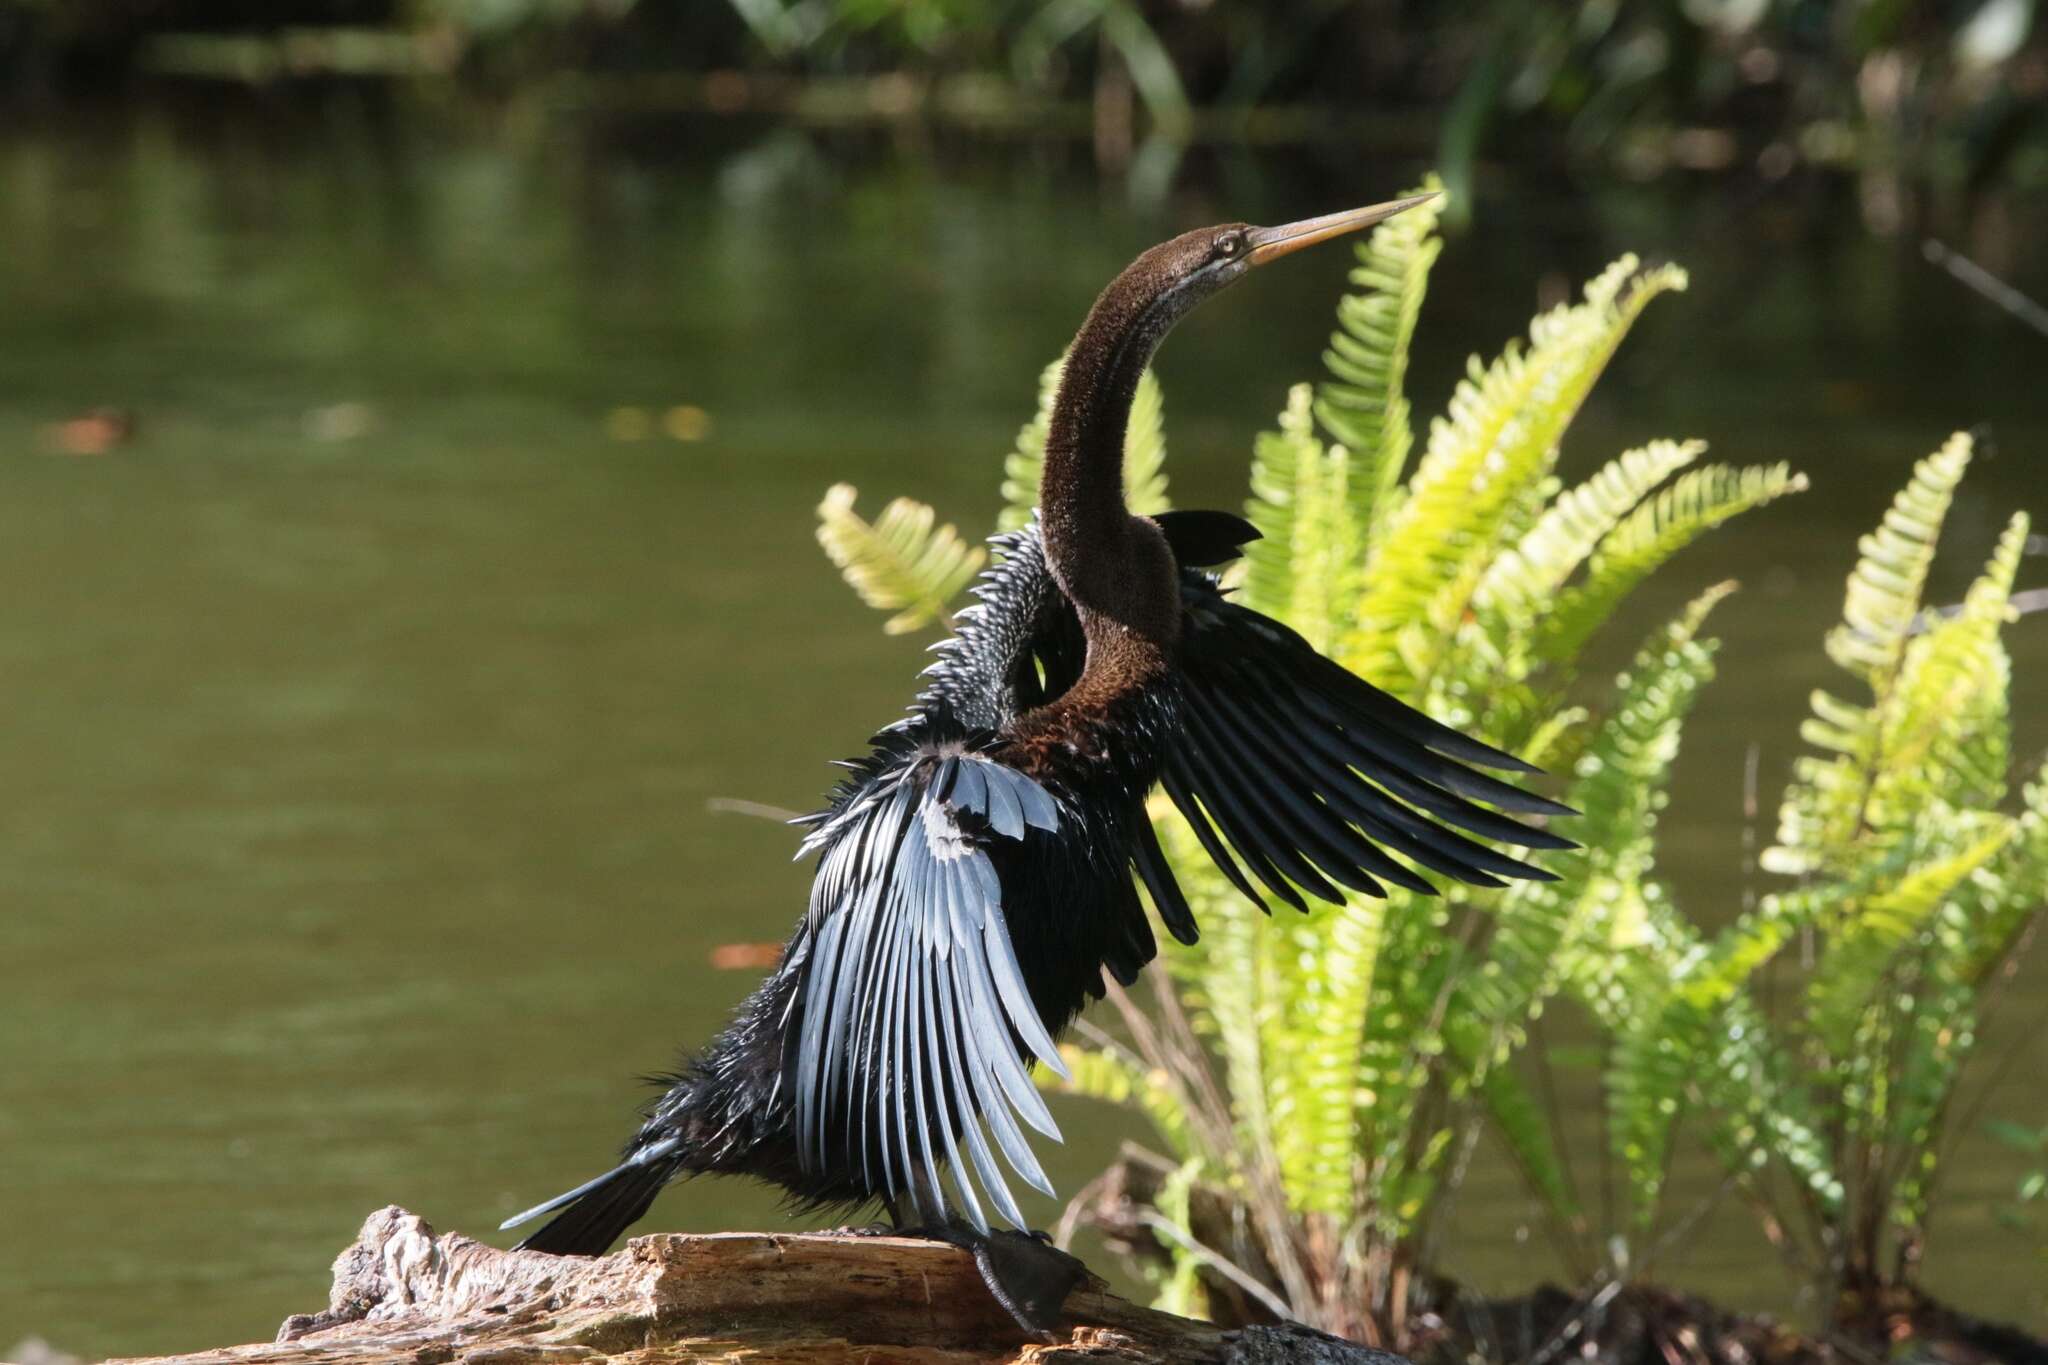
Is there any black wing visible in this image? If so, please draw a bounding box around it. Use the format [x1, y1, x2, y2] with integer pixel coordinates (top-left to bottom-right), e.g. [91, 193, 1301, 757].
[1141, 573, 1575, 927]
[789, 749, 1067, 1233]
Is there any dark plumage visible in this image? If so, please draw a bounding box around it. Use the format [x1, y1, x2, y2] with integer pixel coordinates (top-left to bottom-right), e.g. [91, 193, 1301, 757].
[500, 197, 1576, 1334]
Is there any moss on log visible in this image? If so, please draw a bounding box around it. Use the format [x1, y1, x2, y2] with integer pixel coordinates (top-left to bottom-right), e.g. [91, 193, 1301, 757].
[110, 1207, 1405, 1365]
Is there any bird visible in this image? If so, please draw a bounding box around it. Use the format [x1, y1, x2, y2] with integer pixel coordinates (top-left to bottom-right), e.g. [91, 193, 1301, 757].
[499, 195, 1576, 1335]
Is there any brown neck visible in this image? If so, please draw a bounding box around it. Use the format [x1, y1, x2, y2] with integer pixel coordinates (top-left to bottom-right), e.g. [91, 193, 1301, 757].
[1033, 257, 1196, 715]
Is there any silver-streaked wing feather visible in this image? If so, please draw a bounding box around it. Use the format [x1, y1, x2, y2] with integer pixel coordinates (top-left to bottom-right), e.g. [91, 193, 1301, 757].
[792, 750, 1066, 1233]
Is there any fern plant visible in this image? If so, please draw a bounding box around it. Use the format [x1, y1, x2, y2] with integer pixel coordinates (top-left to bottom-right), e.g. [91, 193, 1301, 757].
[811, 181, 1820, 1342]
[1745, 438, 2046, 1313]
[1465, 431, 2046, 1350]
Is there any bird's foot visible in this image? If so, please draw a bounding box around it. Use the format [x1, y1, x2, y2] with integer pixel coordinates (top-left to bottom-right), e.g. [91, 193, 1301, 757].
[819, 1221, 896, 1238]
[897, 1223, 1087, 1342]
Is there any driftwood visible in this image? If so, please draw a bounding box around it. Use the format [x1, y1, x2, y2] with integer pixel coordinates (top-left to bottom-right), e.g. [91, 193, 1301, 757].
[110, 1207, 1407, 1365]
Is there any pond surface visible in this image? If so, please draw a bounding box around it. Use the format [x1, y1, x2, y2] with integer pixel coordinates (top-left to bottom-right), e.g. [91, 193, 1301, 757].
[1, 95, 2044, 1360]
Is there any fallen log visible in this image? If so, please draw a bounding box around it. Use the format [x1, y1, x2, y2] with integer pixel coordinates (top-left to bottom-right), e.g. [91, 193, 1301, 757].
[110, 1207, 1407, 1365]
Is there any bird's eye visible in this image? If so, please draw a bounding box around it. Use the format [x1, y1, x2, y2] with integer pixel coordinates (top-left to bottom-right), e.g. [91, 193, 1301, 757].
[1215, 235, 1243, 259]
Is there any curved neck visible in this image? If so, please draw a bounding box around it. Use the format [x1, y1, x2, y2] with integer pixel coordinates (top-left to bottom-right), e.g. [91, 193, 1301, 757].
[1017, 263, 1200, 746]
[1037, 271, 1189, 600]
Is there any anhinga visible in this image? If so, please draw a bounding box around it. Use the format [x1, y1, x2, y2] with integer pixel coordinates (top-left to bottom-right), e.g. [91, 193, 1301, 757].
[501, 196, 1575, 1334]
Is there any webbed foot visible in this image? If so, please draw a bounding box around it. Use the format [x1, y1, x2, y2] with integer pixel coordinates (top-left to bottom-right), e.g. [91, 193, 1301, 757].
[902, 1223, 1087, 1341]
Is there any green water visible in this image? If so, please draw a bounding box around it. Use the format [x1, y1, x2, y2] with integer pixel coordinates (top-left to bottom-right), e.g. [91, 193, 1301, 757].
[2, 98, 2044, 1360]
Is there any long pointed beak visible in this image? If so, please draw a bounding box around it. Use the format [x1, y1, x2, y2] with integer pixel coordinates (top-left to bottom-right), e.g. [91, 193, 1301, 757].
[1245, 192, 1438, 268]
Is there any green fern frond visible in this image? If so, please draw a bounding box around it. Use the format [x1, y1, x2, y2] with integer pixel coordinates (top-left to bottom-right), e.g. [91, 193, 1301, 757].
[1878, 512, 2029, 818]
[1243, 384, 1317, 620]
[1876, 757, 2048, 1231]
[1570, 584, 1731, 974]
[1125, 364, 1172, 517]
[1350, 897, 1461, 1237]
[1275, 874, 1395, 1219]
[1474, 439, 1705, 627]
[1767, 434, 1976, 876]
[1315, 176, 1444, 538]
[1147, 1159, 1212, 1319]
[1954, 761, 2048, 986]
[816, 484, 986, 635]
[1540, 591, 1732, 1221]
[998, 357, 1065, 533]
[1151, 811, 1283, 1171]
[1614, 982, 1841, 1228]
[1805, 822, 2015, 1056]
[1883, 972, 1980, 1230]
[1539, 463, 1806, 665]
[1460, 585, 1734, 1086]
[998, 356, 1170, 533]
[1827, 432, 1974, 683]
[1446, 1021, 1582, 1220]
[1243, 386, 1362, 651]
[1349, 257, 1689, 696]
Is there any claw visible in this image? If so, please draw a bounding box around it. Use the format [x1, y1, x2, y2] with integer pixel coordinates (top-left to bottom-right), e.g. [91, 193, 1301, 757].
[895, 1222, 1088, 1340]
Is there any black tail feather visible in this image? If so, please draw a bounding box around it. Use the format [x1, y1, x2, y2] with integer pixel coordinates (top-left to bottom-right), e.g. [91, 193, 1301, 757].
[511, 1159, 676, 1257]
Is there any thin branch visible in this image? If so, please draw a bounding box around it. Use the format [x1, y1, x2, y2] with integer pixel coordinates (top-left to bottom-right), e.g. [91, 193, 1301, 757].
[1147, 968, 1241, 1158]
[1525, 1277, 1627, 1365]
[1923, 239, 2048, 339]
[705, 796, 805, 822]
[1133, 1211, 1298, 1322]
[1095, 977, 1232, 1170]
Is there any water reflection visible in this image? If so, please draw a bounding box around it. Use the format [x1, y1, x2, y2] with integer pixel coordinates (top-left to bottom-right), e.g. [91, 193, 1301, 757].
[0, 98, 2043, 1359]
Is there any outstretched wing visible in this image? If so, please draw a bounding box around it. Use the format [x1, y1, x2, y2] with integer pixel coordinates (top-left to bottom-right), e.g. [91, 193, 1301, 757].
[789, 750, 1066, 1233]
[1142, 566, 1576, 930]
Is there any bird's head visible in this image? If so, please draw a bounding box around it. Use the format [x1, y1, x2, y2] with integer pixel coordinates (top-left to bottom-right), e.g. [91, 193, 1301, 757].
[1042, 192, 1440, 669]
[1112, 194, 1439, 333]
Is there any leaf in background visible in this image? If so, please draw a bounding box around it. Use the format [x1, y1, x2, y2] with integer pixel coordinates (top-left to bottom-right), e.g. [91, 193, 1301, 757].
[1316, 177, 1443, 539]
[1349, 256, 1688, 697]
[1768, 433, 1975, 876]
[1879, 512, 2029, 819]
[1537, 462, 1806, 665]
[1242, 385, 1359, 652]
[1474, 438, 1705, 631]
[815, 483, 985, 634]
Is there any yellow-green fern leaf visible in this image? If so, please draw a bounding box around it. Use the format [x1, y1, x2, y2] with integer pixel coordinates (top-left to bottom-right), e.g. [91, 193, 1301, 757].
[1875, 512, 2029, 823]
[1315, 176, 1444, 537]
[1350, 258, 1689, 696]
[1276, 882, 1393, 1219]
[1955, 762, 2048, 986]
[1767, 434, 1975, 876]
[1243, 384, 1318, 620]
[815, 484, 985, 635]
[1152, 812, 1278, 1167]
[1539, 463, 1806, 665]
[1474, 439, 1706, 630]
[1827, 432, 1974, 683]
[1559, 586, 1733, 1028]
[1613, 982, 1839, 1229]
[1805, 821, 2014, 1055]
[1242, 385, 1361, 651]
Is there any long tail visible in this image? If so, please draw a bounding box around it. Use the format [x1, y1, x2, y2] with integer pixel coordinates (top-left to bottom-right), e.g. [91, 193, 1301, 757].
[501, 1149, 681, 1256]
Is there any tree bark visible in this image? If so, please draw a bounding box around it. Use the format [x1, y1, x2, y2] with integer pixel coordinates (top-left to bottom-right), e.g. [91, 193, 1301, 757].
[108, 1207, 1408, 1365]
